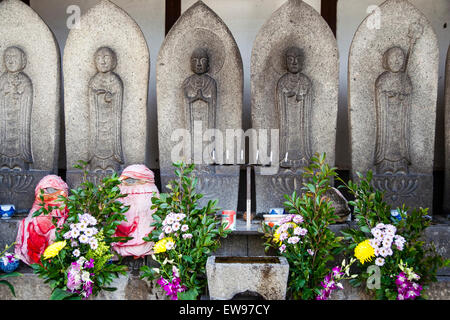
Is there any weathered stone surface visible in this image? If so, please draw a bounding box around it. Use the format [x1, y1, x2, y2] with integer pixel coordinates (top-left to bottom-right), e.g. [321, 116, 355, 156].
[0, 0, 60, 212]
[444, 45, 450, 215]
[206, 256, 289, 300]
[157, 1, 243, 211]
[349, 0, 439, 212]
[251, 0, 339, 214]
[63, 0, 149, 188]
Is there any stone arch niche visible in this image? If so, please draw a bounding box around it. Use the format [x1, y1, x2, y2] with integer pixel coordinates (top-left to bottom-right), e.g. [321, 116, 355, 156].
[157, 1, 243, 211]
[0, 0, 60, 212]
[349, 0, 439, 212]
[251, 0, 339, 214]
[64, 0, 149, 188]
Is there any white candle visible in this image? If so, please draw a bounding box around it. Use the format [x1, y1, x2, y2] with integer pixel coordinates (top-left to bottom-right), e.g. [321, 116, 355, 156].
[256, 150, 259, 162]
[270, 151, 273, 163]
[284, 152, 288, 162]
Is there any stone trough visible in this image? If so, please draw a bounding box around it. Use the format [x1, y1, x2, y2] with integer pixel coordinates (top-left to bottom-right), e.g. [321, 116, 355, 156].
[206, 256, 289, 300]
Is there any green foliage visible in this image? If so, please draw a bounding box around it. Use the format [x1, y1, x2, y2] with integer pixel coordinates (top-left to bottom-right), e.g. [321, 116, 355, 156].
[262, 153, 344, 300]
[32, 161, 129, 299]
[339, 170, 449, 300]
[140, 162, 231, 300]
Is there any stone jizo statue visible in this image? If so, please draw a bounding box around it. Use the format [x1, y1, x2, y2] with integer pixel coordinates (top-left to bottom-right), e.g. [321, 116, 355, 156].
[276, 46, 312, 169]
[0, 46, 33, 170]
[374, 46, 412, 175]
[182, 48, 217, 163]
[88, 47, 124, 172]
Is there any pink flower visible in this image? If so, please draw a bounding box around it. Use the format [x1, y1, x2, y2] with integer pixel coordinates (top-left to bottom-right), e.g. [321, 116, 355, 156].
[279, 244, 286, 253]
[287, 236, 300, 244]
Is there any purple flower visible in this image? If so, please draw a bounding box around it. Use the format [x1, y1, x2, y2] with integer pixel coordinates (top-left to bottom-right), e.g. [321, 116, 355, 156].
[84, 258, 94, 269]
[332, 266, 343, 277]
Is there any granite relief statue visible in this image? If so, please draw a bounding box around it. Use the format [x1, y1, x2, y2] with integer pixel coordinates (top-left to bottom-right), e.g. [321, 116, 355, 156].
[182, 48, 217, 164]
[0, 46, 33, 170]
[374, 22, 423, 175]
[88, 47, 124, 172]
[276, 46, 312, 169]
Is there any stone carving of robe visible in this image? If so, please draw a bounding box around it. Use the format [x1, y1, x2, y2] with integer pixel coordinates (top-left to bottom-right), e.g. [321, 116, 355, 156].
[276, 72, 312, 168]
[112, 164, 159, 258]
[15, 175, 68, 265]
[88, 72, 124, 171]
[374, 71, 412, 175]
[183, 74, 217, 162]
[0, 71, 33, 170]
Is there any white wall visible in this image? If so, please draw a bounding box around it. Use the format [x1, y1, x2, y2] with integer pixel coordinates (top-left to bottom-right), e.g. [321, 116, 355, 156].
[31, 0, 165, 169]
[337, 0, 450, 170]
[181, 0, 321, 131]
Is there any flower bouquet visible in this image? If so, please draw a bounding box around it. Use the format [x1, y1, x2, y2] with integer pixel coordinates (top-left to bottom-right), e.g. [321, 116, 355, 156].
[140, 162, 231, 300]
[32, 162, 130, 300]
[0, 242, 22, 296]
[340, 171, 450, 300]
[262, 153, 346, 300]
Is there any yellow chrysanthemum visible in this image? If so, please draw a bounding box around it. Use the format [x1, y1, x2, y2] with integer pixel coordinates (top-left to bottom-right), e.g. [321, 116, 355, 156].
[154, 237, 175, 254]
[354, 240, 375, 264]
[43, 240, 67, 260]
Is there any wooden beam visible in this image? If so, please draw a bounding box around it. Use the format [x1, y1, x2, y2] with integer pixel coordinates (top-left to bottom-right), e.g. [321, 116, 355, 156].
[165, 0, 181, 35]
[321, 0, 338, 37]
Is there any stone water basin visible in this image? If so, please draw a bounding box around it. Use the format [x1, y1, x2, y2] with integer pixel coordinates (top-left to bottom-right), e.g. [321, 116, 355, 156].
[206, 256, 289, 300]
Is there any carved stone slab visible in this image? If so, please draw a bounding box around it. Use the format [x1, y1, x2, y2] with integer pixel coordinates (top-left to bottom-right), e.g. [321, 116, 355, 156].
[63, 0, 149, 188]
[157, 1, 243, 211]
[0, 0, 60, 211]
[349, 0, 439, 212]
[444, 45, 450, 215]
[251, 0, 338, 213]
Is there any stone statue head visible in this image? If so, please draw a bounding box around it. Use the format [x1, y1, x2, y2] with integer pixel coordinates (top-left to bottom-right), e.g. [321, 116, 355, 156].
[285, 46, 304, 74]
[3, 46, 27, 73]
[190, 48, 209, 75]
[383, 47, 405, 73]
[94, 47, 117, 73]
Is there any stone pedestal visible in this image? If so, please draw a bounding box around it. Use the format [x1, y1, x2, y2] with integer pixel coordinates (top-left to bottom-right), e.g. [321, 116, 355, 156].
[206, 256, 289, 300]
[157, 1, 243, 211]
[251, 0, 339, 214]
[0, 0, 60, 212]
[63, 0, 150, 188]
[349, 0, 439, 212]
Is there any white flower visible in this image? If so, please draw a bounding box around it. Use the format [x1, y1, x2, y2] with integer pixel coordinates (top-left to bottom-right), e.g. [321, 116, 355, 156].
[77, 256, 86, 265]
[396, 243, 404, 251]
[385, 248, 393, 256]
[72, 249, 80, 257]
[287, 236, 300, 244]
[89, 238, 98, 250]
[81, 271, 91, 282]
[382, 238, 393, 248]
[337, 282, 344, 290]
[84, 228, 94, 237]
[293, 227, 302, 236]
[88, 216, 97, 226]
[77, 222, 88, 232]
[70, 240, 78, 247]
[385, 224, 397, 235]
[159, 233, 166, 240]
[182, 233, 193, 240]
[279, 232, 288, 241]
[79, 234, 89, 244]
[70, 223, 77, 230]
[292, 215, 304, 224]
[375, 223, 385, 229]
[71, 229, 80, 238]
[307, 249, 314, 256]
[63, 231, 72, 239]
[279, 224, 289, 232]
[165, 241, 175, 250]
[172, 222, 181, 231]
[279, 244, 286, 253]
[374, 247, 381, 256]
[369, 239, 379, 250]
[172, 266, 179, 277]
[371, 228, 382, 239]
[379, 247, 388, 257]
[166, 217, 175, 225]
[164, 226, 173, 234]
[298, 228, 307, 236]
[375, 257, 385, 266]
[181, 224, 189, 232]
